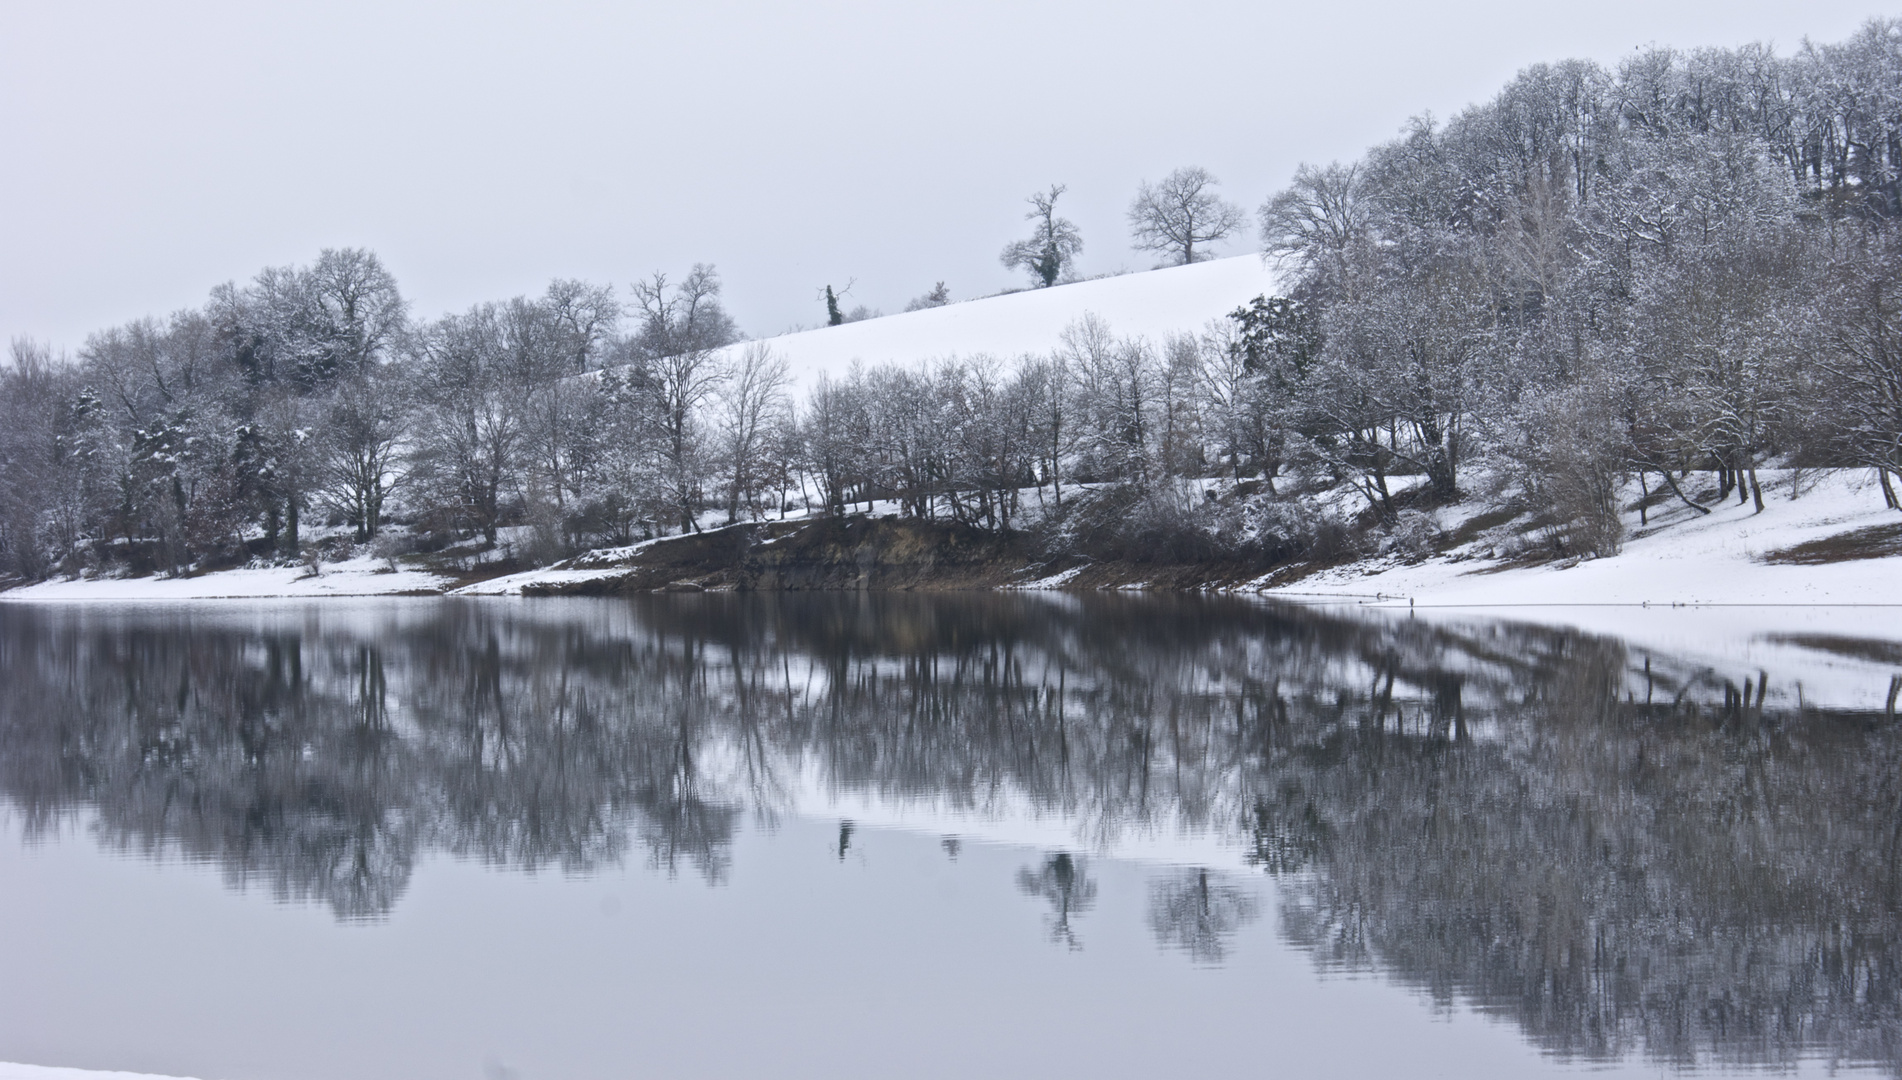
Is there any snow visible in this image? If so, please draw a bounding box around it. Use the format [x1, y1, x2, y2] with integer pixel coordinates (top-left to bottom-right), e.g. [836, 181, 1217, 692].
[1266, 469, 1902, 608]
[732, 255, 1280, 388]
[1009, 565, 1087, 590]
[453, 565, 625, 596]
[1264, 469, 1902, 711]
[0, 1067, 202, 1080]
[9, 469, 1901, 624]
[0, 556, 449, 602]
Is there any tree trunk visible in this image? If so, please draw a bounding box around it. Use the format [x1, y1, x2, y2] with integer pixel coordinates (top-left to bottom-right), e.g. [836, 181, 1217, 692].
[1049, 430, 1062, 508]
[283, 497, 301, 556]
[1656, 470, 1711, 515]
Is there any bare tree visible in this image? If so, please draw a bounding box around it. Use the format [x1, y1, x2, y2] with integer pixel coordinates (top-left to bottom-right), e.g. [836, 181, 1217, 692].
[509, 281, 616, 526]
[800, 374, 872, 516]
[1128, 166, 1246, 266]
[302, 248, 408, 384]
[1016, 352, 1069, 506]
[1812, 224, 1902, 507]
[1062, 314, 1155, 484]
[315, 365, 410, 542]
[1000, 184, 1084, 288]
[1258, 162, 1368, 299]
[0, 339, 68, 579]
[714, 342, 791, 523]
[410, 304, 526, 545]
[630, 265, 739, 532]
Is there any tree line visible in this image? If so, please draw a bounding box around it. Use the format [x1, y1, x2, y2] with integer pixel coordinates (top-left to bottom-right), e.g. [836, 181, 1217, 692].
[1252, 17, 1902, 555]
[2, 18, 1898, 582]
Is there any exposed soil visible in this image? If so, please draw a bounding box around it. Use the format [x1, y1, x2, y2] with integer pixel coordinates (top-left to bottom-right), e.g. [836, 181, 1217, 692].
[521, 517, 1035, 595]
[516, 516, 1290, 596]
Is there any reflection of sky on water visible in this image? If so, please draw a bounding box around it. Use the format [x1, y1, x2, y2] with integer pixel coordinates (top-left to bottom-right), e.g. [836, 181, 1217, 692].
[0, 595, 1898, 1079]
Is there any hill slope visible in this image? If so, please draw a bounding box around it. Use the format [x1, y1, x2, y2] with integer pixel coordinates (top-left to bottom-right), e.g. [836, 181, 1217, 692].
[733, 255, 1280, 386]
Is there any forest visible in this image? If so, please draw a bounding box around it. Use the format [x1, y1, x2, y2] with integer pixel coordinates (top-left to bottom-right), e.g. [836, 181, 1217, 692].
[2, 18, 1899, 583]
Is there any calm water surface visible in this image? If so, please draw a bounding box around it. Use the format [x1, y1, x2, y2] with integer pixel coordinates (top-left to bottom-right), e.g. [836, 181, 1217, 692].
[1, 595, 1898, 1080]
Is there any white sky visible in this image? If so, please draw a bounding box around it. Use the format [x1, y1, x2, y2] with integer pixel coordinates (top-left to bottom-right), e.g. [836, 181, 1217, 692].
[0, 0, 1889, 354]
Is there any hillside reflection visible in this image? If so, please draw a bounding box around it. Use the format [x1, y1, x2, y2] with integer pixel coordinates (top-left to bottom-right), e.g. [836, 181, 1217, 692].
[1, 595, 1899, 1071]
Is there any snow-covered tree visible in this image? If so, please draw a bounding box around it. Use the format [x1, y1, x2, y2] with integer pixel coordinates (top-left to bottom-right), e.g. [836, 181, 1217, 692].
[1001, 184, 1083, 288]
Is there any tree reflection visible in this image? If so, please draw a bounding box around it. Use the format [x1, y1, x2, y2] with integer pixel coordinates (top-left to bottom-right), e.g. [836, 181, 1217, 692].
[1147, 868, 1259, 964]
[1016, 852, 1097, 949]
[2, 594, 1900, 1069]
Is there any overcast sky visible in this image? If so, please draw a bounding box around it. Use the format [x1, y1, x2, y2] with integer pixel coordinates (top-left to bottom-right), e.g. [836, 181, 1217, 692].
[0, 0, 1890, 354]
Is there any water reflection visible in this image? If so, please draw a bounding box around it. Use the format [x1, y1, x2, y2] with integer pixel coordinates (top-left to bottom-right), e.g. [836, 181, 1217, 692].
[1, 594, 1899, 1072]
[1148, 869, 1259, 965]
[1017, 852, 1098, 949]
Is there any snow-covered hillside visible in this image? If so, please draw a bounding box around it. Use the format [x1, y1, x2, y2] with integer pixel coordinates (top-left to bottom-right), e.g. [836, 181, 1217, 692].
[735, 255, 1280, 387]
[1266, 469, 1902, 608]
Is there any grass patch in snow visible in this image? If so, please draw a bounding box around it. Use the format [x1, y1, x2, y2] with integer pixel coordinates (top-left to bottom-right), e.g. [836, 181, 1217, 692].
[1760, 522, 1902, 565]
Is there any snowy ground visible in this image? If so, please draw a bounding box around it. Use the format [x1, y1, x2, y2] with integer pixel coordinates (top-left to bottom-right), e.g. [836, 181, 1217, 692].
[1262, 469, 1902, 711]
[0, 555, 449, 602]
[13, 470, 1900, 628]
[1267, 469, 1902, 608]
[0, 1067, 200, 1080]
[725, 254, 1280, 389]
[451, 565, 623, 596]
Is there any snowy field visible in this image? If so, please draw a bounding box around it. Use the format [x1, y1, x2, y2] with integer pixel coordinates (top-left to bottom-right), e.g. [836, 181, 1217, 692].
[0, 555, 449, 602]
[724, 254, 1281, 389]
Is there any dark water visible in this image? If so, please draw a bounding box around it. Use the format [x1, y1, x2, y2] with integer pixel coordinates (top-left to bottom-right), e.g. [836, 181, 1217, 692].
[1, 595, 1899, 1079]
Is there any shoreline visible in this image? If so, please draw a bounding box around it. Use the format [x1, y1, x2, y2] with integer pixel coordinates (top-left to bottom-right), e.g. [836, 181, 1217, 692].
[7, 471, 1900, 612]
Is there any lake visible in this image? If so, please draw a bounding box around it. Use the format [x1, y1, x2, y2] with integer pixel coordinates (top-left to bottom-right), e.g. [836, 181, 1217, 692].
[1, 595, 1898, 1079]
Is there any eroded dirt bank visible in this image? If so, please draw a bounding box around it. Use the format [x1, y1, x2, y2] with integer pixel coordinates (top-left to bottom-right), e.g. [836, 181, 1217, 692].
[512, 516, 1273, 595]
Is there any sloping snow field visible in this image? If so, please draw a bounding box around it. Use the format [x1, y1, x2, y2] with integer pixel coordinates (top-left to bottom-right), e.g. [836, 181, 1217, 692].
[731, 254, 1281, 388]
